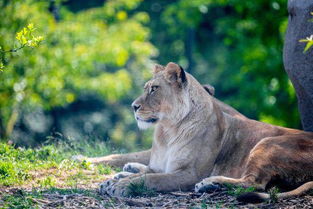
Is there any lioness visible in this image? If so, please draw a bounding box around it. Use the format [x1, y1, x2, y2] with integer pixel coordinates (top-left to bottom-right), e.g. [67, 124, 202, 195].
[82, 62, 313, 202]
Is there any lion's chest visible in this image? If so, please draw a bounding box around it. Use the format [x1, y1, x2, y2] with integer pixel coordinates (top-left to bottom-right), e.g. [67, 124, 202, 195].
[149, 144, 181, 173]
[149, 146, 169, 173]
[149, 140, 193, 173]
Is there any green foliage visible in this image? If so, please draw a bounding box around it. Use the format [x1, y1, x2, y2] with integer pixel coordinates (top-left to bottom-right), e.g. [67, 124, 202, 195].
[201, 199, 208, 209]
[15, 23, 44, 48]
[126, 178, 156, 197]
[1, 190, 38, 209]
[65, 170, 88, 187]
[0, 143, 57, 186]
[143, 0, 299, 128]
[299, 36, 313, 53]
[299, 12, 313, 53]
[0, 0, 303, 151]
[225, 184, 256, 196]
[97, 164, 113, 175]
[0, 23, 44, 71]
[37, 176, 56, 188]
[268, 187, 280, 203]
[0, 140, 116, 187]
[45, 133, 113, 158]
[0, 0, 155, 144]
[79, 160, 92, 170]
[0, 61, 4, 71]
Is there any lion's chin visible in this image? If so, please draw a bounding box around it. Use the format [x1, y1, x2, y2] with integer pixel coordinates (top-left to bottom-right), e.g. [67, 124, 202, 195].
[137, 120, 154, 130]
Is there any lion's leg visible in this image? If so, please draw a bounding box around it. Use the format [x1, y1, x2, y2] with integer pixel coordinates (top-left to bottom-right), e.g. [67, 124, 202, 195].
[196, 137, 281, 193]
[102, 170, 198, 196]
[112, 162, 153, 181]
[81, 149, 151, 168]
[195, 175, 266, 193]
[113, 171, 134, 180]
[99, 161, 153, 195]
[123, 162, 151, 173]
[100, 162, 152, 192]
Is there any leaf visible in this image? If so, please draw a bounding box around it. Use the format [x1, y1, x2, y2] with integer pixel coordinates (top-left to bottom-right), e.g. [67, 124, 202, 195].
[117, 11, 127, 20]
[27, 23, 34, 31]
[303, 40, 313, 53]
[0, 62, 4, 70]
[299, 39, 309, 43]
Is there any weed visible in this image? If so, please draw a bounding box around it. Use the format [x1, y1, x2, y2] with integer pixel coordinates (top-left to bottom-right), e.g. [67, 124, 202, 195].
[103, 198, 117, 208]
[225, 183, 255, 196]
[37, 176, 56, 188]
[201, 199, 208, 209]
[97, 164, 112, 175]
[1, 190, 38, 209]
[0, 161, 16, 184]
[80, 160, 92, 170]
[58, 159, 77, 170]
[45, 133, 113, 158]
[114, 167, 122, 172]
[268, 187, 280, 203]
[126, 178, 156, 197]
[64, 170, 90, 187]
[0, 141, 108, 187]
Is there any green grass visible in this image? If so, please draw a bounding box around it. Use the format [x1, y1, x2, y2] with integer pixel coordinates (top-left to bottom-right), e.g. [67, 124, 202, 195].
[37, 176, 57, 188]
[1, 187, 102, 209]
[126, 178, 156, 197]
[224, 183, 256, 196]
[0, 143, 58, 186]
[1, 191, 39, 209]
[268, 187, 280, 203]
[97, 164, 113, 175]
[0, 139, 119, 208]
[0, 138, 116, 187]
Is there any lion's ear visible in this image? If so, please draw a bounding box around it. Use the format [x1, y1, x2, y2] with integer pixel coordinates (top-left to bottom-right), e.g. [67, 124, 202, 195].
[153, 64, 165, 74]
[164, 62, 187, 84]
[203, 84, 215, 96]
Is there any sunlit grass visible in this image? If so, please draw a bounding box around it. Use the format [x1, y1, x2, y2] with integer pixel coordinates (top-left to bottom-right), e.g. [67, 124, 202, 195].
[0, 139, 123, 208]
[0, 139, 115, 188]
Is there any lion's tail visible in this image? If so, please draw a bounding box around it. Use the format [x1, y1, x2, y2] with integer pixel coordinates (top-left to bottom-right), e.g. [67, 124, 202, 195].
[237, 181, 313, 203]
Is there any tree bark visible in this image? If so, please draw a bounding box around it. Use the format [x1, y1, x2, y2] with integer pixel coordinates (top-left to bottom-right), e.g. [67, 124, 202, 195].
[283, 0, 313, 132]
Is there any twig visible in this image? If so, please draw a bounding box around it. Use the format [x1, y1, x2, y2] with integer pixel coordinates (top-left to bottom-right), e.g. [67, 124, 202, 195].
[0, 44, 26, 53]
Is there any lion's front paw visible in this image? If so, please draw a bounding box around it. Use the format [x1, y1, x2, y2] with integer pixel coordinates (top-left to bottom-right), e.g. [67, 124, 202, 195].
[105, 178, 132, 197]
[113, 171, 133, 180]
[195, 177, 222, 193]
[123, 162, 148, 173]
[99, 178, 118, 195]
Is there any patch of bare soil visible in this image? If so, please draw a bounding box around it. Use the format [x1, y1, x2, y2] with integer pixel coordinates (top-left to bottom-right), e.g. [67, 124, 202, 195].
[1, 186, 313, 209]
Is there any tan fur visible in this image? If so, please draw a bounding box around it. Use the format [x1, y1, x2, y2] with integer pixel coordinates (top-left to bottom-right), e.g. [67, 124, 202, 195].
[85, 62, 313, 198]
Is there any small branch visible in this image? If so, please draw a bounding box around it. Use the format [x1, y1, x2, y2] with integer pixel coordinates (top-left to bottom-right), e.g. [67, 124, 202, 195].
[0, 44, 26, 53]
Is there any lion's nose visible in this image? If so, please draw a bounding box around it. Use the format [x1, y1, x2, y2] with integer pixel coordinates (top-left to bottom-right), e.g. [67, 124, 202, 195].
[132, 103, 141, 112]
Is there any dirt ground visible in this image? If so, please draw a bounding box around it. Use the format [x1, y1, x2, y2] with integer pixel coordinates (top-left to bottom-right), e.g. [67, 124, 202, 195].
[1, 186, 313, 209]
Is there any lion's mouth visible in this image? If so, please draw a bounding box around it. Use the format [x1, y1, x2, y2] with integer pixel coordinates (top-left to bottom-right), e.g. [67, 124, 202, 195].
[136, 117, 158, 123]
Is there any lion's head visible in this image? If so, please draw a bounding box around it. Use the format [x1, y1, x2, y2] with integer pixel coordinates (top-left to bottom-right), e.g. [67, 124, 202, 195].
[132, 62, 206, 129]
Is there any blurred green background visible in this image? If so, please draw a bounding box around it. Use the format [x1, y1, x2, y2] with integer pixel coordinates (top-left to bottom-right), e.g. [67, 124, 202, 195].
[0, 0, 300, 152]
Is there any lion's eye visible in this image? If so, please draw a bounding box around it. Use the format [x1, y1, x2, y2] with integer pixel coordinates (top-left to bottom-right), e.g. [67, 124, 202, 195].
[150, 86, 159, 94]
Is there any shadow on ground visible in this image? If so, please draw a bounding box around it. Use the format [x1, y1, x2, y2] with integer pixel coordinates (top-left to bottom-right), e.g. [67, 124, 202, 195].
[1, 187, 313, 208]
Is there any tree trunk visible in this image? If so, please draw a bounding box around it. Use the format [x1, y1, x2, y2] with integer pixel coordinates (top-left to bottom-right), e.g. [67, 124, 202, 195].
[283, 0, 313, 132]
